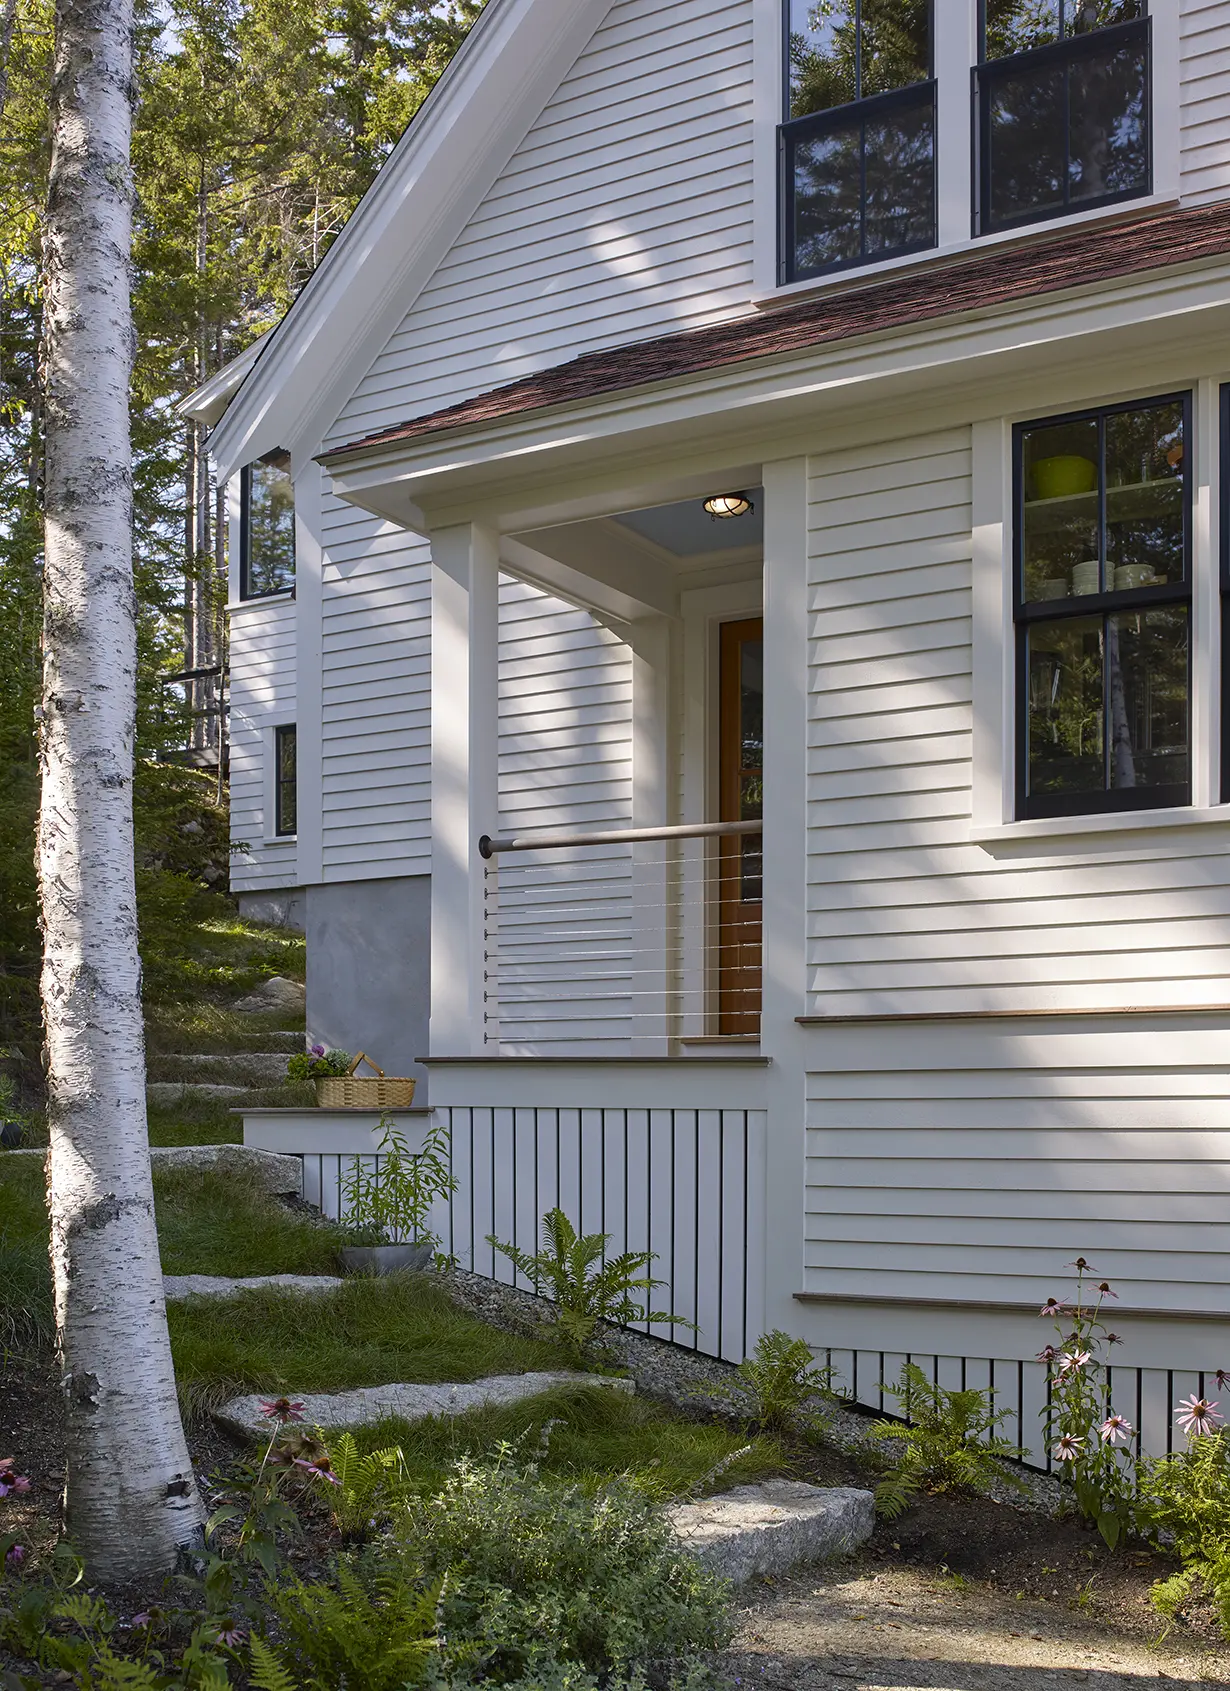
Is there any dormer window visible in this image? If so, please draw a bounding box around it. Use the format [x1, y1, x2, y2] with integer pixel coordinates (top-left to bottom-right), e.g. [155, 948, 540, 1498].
[976, 0, 1151, 233]
[782, 0, 936, 282]
[239, 449, 295, 599]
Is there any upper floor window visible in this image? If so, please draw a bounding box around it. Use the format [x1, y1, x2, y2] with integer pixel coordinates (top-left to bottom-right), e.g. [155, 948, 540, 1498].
[976, 0, 1151, 234]
[240, 449, 295, 599]
[782, 0, 936, 282]
[1015, 394, 1189, 818]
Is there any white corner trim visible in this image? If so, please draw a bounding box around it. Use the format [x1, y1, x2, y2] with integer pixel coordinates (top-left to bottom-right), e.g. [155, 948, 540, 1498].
[294, 456, 325, 885]
[970, 417, 1012, 831]
[751, 0, 781, 295]
[1150, 0, 1180, 203]
[934, 0, 975, 250]
[207, 0, 613, 484]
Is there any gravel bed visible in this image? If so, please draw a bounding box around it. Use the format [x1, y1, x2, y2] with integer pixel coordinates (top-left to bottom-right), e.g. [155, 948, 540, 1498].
[441, 1268, 1065, 1517]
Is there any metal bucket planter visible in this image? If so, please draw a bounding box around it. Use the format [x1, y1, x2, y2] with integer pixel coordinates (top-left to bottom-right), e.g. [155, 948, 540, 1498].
[339, 1242, 433, 1276]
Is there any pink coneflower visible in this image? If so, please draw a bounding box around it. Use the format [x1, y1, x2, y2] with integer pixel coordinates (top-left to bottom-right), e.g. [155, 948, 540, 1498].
[294, 1457, 340, 1486]
[0, 1461, 31, 1497]
[1040, 1298, 1064, 1318]
[1037, 1344, 1058, 1364]
[1099, 1414, 1134, 1445]
[1054, 1432, 1085, 1461]
[1065, 1258, 1092, 1273]
[1216, 1369, 1230, 1391]
[1106, 1333, 1123, 1346]
[259, 1397, 305, 1424]
[1058, 1350, 1091, 1376]
[216, 1625, 246, 1649]
[1176, 1395, 1224, 1438]
[129, 1613, 153, 1629]
[1097, 1281, 1117, 1299]
[4, 1545, 25, 1569]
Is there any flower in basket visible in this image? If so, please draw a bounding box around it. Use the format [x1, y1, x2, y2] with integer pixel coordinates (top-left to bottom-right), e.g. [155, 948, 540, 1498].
[286, 1041, 352, 1084]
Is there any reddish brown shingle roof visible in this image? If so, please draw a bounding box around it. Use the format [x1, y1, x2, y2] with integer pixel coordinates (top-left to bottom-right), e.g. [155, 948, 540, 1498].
[322, 201, 1230, 462]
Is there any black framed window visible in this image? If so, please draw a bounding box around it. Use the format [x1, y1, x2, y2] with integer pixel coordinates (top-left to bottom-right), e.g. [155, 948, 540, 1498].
[781, 0, 935, 282]
[1015, 394, 1190, 819]
[976, 0, 1150, 235]
[240, 449, 295, 599]
[274, 724, 297, 837]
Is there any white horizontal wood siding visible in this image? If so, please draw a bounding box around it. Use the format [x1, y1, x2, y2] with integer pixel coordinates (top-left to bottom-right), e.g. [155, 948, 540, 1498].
[1180, 0, 1230, 202]
[487, 579, 635, 1052]
[803, 1018, 1230, 1319]
[330, 0, 755, 447]
[229, 597, 297, 891]
[319, 495, 432, 880]
[806, 429, 1230, 1014]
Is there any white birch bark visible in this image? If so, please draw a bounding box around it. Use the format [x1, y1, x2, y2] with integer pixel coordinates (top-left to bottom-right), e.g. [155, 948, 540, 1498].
[40, 0, 204, 1579]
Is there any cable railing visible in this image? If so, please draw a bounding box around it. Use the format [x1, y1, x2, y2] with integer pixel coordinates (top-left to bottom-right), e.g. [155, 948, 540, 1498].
[480, 819, 762, 1053]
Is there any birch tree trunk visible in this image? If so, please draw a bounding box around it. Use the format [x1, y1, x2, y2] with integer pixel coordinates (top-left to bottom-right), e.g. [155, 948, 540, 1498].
[40, 0, 204, 1579]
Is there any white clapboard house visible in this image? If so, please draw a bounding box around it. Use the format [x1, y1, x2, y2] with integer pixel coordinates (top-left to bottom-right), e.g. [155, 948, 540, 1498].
[187, 0, 1230, 1458]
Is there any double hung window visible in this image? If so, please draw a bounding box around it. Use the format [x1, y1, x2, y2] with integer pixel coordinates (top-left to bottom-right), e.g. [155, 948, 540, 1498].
[1014, 395, 1190, 818]
[240, 449, 295, 599]
[781, 0, 935, 282]
[976, 0, 1151, 233]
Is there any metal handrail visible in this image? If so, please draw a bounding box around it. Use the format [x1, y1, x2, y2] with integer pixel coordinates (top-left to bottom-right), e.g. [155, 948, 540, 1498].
[479, 818, 763, 858]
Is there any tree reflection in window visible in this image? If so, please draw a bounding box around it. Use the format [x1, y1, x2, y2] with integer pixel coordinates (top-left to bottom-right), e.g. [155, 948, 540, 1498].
[241, 449, 295, 599]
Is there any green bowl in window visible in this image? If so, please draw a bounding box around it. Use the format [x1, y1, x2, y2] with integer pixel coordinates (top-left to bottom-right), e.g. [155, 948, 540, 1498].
[1032, 455, 1097, 499]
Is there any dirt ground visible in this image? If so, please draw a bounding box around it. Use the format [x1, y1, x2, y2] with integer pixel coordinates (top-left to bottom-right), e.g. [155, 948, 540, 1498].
[4, 1352, 1228, 1688]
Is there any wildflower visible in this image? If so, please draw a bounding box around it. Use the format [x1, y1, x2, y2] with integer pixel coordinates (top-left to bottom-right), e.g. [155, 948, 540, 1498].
[1106, 1333, 1123, 1346]
[1040, 1298, 1064, 1318]
[310, 1042, 326, 1057]
[0, 1461, 31, 1497]
[1065, 1258, 1092, 1272]
[259, 1397, 305, 1424]
[4, 1545, 25, 1569]
[216, 1624, 246, 1649]
[294, 1456, 341, 1486]
[1099, 1414, 1133, 1445]
[1097, 1281, 1117, 1299]
[268, 1430, 327, 1469]
[1037, 1344, 1058, 1364]
[1216, 1369, 1230, 1391]
[1057, 1350, 1091, 1375]
[1176, 1395, 1224, 1438]
[129, 1613, 153, 1629]
[1054, 1432, 1085, 1461]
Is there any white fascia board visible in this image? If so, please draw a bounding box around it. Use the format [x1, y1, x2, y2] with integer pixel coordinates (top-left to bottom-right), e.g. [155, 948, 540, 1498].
[325, 257, 1230, 528]
[178, 333, 270, 427]
[205, 0, 613, 486]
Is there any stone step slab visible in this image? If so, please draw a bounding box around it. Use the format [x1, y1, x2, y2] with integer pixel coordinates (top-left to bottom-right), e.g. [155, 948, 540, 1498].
[667, 1481, 874, 1584]
[149, 1053, 291, 1085]
[166, 1273, 342, 1301]
[233, 976, 306, 1014]
[147, 1082, 256, 1105]
[3, 1143, 302, 1195]
[216, 1371, 635, 1440]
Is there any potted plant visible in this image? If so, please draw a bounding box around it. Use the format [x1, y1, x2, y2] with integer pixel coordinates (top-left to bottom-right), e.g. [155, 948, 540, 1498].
[286, 1041, 352, 1087]
[338, 1114, 457, 1275]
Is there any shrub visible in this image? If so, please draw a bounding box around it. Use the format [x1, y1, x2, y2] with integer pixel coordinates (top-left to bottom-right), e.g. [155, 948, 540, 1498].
[869, 1361, 1024, 1519]
[1138, 1415, 1230, 1638]
[698, 1328, 838, 1436]
[397, 1449, 733, 1687]
[488, 1207, 691, 1360]
[341, 1115, 457, 1249]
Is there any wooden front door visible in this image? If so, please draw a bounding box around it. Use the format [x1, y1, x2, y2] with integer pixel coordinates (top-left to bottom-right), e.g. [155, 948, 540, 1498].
[717, 618, 763, 1035]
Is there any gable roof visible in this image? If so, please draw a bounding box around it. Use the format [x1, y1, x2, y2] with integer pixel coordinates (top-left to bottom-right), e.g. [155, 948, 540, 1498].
[202, 0, 614, 484]
[321, 199, 1230, 463]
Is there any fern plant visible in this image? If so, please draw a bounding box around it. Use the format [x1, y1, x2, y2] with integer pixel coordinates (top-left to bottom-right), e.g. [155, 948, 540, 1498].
[487, 1206, 692, 1358]
[321, 1432, 410, 1542]
[251, 1559, 440, 1691]
[869, 1361, 1025, 1518]
[698, 1328, 839, 1435]
[1138, 1427, 1230, 1639]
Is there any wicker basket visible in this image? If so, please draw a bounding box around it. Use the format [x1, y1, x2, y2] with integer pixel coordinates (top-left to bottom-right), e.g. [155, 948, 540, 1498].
[314, 1052, 416, 1109]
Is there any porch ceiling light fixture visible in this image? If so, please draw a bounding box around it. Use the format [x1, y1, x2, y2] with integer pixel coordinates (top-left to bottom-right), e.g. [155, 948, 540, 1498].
[703, 491, 753, 519]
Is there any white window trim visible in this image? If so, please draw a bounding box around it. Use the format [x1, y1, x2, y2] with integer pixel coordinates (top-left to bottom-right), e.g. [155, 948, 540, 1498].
[756, 0, 1178, 302]
[970, 375, 1223, 842]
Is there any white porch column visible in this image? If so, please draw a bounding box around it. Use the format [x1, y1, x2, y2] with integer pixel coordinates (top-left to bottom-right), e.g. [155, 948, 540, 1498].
[760, 457, 811, 1340]
[429, 522, 500, 1056]
[630, 616, 674, 1054]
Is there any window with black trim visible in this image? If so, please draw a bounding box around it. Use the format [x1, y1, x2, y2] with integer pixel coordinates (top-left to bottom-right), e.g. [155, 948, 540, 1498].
[240, 449, 295, 599]
[781, 0, 935, 282]
[976, 0, 1150, 235]
[1015, 394, 1190, 819]
[274, 725, 297, 837]
[1221, 384, 1230, 804]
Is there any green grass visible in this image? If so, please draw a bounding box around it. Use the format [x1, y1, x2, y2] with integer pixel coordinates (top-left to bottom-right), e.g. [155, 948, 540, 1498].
[349, 1384, 786, 1503]
[0, 1155, 51, 1350]
[154, 1164, 347, 1276]
[170, 1274, 573, 1425]
[144, 1000, 305, 1056]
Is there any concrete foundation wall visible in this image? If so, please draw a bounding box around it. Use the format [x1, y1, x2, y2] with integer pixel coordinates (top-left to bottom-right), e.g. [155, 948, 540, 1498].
[237, 890, 307, 933]
[305, 876, 431, 1100]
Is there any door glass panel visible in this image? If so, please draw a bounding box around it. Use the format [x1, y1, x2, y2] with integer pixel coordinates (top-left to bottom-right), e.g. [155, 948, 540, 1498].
[739, 638, 763, 902]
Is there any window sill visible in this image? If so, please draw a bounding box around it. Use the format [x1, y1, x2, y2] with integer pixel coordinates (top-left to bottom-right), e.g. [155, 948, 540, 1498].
[971, 804, 1230, 845]
[753, 193, 1179, 313]
[230, 591, 295, 613]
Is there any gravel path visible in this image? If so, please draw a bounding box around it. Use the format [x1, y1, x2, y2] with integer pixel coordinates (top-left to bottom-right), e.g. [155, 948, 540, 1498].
[722, 1564, 1229, 1690]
